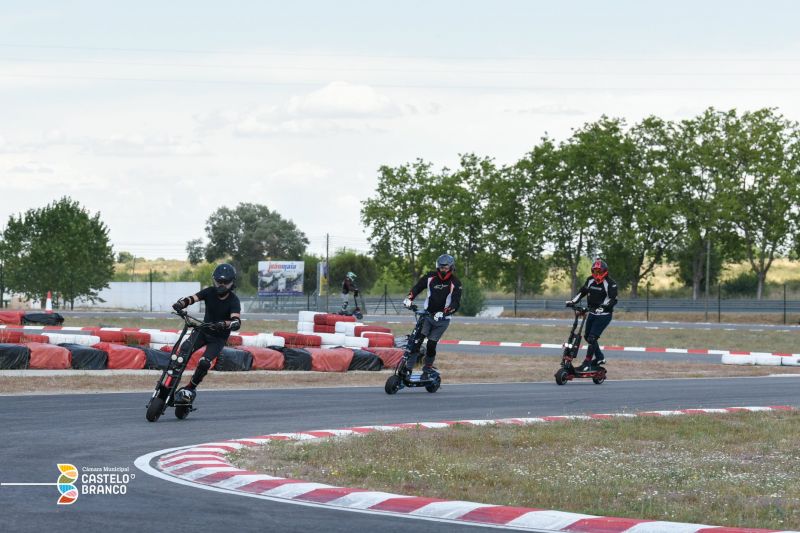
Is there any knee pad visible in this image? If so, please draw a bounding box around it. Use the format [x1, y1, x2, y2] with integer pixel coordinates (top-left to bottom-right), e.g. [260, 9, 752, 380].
[197, 357, 212, 372]
[426, 340, 438, 358]
[584, 334, 599, 345]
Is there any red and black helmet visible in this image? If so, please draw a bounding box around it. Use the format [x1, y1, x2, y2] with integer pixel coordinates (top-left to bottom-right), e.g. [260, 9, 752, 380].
[591, 259, 608, 283]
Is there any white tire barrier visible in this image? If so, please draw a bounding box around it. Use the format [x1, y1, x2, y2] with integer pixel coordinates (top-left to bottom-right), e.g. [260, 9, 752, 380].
[43, 333, 101, 346]
[298, 311, 323, 323]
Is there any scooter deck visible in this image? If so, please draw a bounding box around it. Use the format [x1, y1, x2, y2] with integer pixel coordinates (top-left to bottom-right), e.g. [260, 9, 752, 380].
[402, 373, 440, 386]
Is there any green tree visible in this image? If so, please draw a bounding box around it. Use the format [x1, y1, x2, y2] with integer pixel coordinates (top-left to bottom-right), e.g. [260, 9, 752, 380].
[361, 159, 436, 282]
[457, 277, 486, 317]
[0, 197, 115, 308]
[203, 203, 309, 274]
[591, 116, 685, 297]
[717, 108, 800, 299]
[302, 253, 321, 295]
[328, 249, 379, 294]
[117, 251, 134, 264]
[482, 148, 551, 295]
[185, 239, 205, 265]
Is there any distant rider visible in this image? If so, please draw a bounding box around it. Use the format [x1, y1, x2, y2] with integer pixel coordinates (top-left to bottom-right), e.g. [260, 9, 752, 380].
[341, 272, 359, 312]
[402, 254, 462, 379]
[171, 263, 241, 404]
[566, 258, 618, 371]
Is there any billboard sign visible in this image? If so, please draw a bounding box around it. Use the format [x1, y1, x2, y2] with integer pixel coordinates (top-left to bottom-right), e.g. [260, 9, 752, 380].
[258, 261, 304, 296]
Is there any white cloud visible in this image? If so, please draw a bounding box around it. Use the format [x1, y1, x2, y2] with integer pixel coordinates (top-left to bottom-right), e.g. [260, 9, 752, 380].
[505, 103, 587, 116]
[9, 161, 55, 174]
[286, 81, 405, 118]
[85, 133, 207, 157]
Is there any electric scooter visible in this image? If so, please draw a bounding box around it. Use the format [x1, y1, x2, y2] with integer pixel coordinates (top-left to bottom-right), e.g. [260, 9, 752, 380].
[554, 303, 607, 385]
[384, 304, 441, 394]
[145, 310, 215, 421]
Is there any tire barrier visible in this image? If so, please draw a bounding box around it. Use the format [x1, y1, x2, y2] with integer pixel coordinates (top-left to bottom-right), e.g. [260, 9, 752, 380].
[0, 330, 23, 343]
[226, 335, 243, 347]
[362, 332, 395, 348]
[21, 334, 49, 344]
[278, 347, 313, 371]
[0, 311, 24, 325]
[22, 312, 64, 326]
[242, 346, 284, 370]
[27, 342, 71, 370]
[43, 333, 101, 346]
[142, 347, 172, 370]
[0, 344, 30, 369]
[307, 347, 354, 373]
[353, 325, 392, 336]
[348, 349, 384, 371]
[92, 342, 146, 370]
[365, 347, 405, 368]
[214, 347, 254, 372]
[59, 343, 108, 370]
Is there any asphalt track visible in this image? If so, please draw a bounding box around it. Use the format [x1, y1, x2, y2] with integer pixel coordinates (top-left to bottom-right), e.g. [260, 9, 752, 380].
[2, 376, 799, 532]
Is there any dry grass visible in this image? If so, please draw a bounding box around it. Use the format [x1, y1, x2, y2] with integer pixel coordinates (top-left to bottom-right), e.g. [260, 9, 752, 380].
[231, 411, 800, 529]
[1, 353, 798, 395]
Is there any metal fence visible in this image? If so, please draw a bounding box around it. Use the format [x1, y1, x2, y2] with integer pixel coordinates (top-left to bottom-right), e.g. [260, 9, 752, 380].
[241, 293, 800, 319]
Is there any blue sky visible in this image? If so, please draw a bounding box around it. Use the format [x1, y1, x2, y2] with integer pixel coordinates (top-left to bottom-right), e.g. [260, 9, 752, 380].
[2, 1, 799, 259]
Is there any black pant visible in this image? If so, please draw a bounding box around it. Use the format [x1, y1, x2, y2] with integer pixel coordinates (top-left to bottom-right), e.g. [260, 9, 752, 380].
[179, 329, 226, 388]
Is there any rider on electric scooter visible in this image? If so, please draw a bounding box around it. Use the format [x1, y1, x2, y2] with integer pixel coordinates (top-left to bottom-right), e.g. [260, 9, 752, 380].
[566, 258, 618, 372]
[402, 254, 462, 379]
[340, 272, 359, 312]
[170, 263, 241, 404]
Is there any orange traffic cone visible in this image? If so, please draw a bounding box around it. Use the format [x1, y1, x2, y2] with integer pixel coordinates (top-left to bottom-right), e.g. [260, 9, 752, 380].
[45, 291, 53, 313]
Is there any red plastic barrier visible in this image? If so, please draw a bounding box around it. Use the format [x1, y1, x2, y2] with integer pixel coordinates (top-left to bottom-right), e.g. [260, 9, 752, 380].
[307, 348, 354, 372]
[96, 330, 127, 344]
[123, 331, 151, 347]
[0, 330, 24, 343]
[93, 342, 146, 369]
[243, 347, 284, 370]
[226, 335, 243, 346]
[0, 311, 24, 325]
[313, 313, 329, 325]
[362, 332, 394, 347]
[353, 325, 392, 336]
[27, 343, 71, 369]
[365, 347, 405, 368]
[313, 324, 335, 334]
[274, 332, 321, 347]
[21, 334, 49, 343]
[324, 314, 356, 326]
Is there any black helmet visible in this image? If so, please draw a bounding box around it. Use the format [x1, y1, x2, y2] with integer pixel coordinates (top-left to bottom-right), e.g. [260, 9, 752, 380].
[212, 263, 237, 294]
[436, 254, 455, 279]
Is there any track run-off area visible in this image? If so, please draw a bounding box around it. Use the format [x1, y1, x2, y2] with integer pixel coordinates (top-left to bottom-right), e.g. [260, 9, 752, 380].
[2, 374, 799, 532]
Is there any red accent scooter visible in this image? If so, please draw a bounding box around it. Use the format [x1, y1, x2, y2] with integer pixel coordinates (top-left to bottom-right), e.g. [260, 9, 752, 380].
[554, 303, 607, 385]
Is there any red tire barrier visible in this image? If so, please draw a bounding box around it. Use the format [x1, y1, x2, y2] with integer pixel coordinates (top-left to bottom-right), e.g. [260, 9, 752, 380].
[324, 314, 355, 326]
[92, 342, 146, 369]
[242, 347, 284, 370]
[313, 324, 335, 334]
[27, 343, 71, 369]
[226, 335, 243, 347]
[0, 330, 24, 343]
[124, 331, 151, 347]
[274, 332, 321, 348]
[96, 330, 127, 344]
[353, 325, 392, 336]
[363, 333, 395, 348]
[21, 334, 49, 344]
[0, 311, 24, 325]
[365, 347, 405, 368]
[307, 348, 354, 372]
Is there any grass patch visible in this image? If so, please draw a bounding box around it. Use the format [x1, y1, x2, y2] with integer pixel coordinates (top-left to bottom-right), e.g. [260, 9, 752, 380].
[231, 411, 800, 529]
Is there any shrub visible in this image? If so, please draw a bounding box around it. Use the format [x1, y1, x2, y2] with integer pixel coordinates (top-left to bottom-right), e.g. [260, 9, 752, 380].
[458, 278, 486, 317]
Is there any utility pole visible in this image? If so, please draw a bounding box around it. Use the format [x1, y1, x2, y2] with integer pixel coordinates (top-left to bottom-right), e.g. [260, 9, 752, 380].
[704, 236, 711, 321]
[325, 233, 329, 313]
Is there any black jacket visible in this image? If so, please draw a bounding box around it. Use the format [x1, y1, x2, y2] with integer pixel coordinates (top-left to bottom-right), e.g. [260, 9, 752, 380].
[570, 276, 618, 315]
[409, 271, 462, 314]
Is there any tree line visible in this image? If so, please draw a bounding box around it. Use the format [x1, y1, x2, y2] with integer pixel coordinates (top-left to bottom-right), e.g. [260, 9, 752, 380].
[361, 107, 800, 299]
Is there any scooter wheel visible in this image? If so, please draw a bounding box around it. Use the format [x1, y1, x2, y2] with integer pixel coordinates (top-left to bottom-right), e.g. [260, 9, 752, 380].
[384, 375, 402, 395]
[555, 369, 569, 386]
[592, 369, 606, 385]
[146, 397, 165, 422]
[175, 405, 191, 420]
[425, 378, 440, 393]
